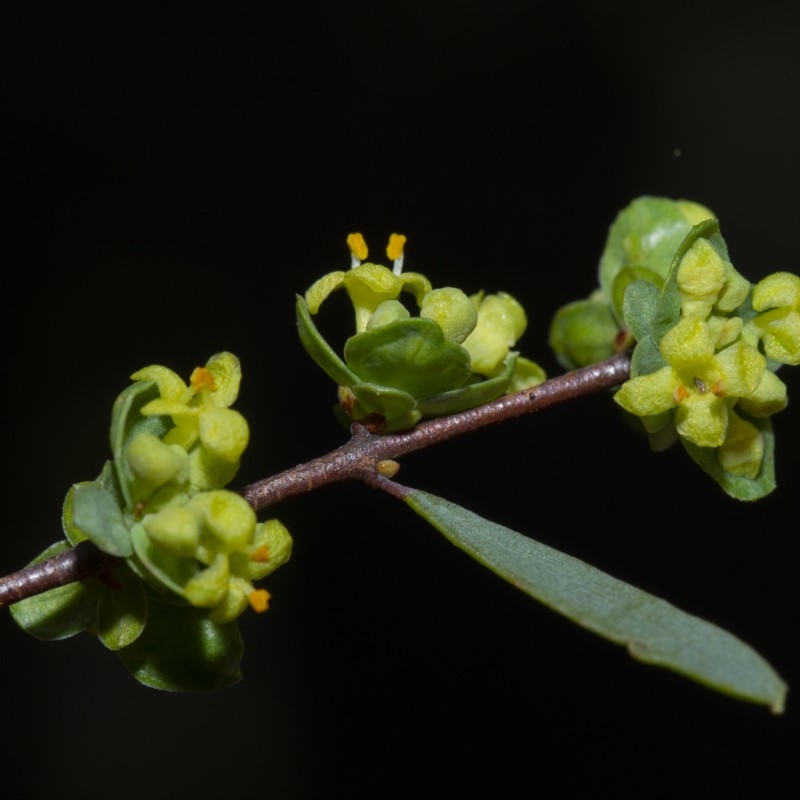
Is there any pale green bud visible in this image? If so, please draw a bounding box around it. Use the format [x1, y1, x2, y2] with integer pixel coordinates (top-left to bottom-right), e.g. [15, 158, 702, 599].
[366, 300, 410, 331]
[207, 578, 250, 625]
[420, 287, 478, 344]
[676, 238, 726, 318]
[736, 370, 788, 417]
[752, 272, 800, 365]
[187, 446, 239, 492]
[143, 506, 201, 557]
[246, 519, 293, 581]
[187, 490, 256, 552]
[463, 292, 527, 376]
[127, 433, 187, 487]
[718, 412, 764, 479]
[184, 553, 230, 608]
[198, 407, 249, 463]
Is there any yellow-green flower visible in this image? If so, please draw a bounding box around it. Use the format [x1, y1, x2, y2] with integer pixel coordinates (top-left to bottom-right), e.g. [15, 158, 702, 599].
[141, 489, 293, 624]
[750, 271, 800, 365]
[132, 352, 249, 464]
[462, 291, 528, 377]
[676, 236, 750, 318]
[305, 233, 432, 332]
[614, 316, 773, 448]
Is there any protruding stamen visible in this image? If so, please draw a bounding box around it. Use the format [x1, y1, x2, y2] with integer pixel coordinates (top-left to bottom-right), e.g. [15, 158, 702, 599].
[387, 233, 406, 275]
[347, 233, 368, 267]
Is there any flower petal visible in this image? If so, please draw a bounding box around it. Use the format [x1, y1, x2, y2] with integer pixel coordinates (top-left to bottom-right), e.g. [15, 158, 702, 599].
[613, 366, 676, 417]
[675, 392, 727, 448]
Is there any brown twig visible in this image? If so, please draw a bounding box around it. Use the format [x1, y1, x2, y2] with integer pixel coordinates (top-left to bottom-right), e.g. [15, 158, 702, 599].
[0, 353, 631, 607]
[241, 352, 631, 509]
[0, 541, 118, 607]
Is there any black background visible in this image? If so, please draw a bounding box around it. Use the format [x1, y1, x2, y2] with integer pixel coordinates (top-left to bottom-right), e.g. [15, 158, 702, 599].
[5, 3, 799, 797]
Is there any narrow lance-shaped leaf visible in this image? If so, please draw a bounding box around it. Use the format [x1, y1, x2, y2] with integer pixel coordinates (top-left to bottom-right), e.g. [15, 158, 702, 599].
[405, 489, 787, 712]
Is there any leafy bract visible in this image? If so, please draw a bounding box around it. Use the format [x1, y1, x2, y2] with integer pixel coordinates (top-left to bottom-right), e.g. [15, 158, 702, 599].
[406, 489, 787, 712]
[344, 318, 472, 398]
[70, 482, 133, 557]
[109, 379, 171, 511]
[96, 563, 148, 650]
[9, 541, 99, 640]
[115, 594, 244, 692]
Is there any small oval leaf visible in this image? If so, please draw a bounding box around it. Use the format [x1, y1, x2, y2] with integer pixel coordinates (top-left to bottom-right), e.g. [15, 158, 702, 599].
[71, 482, 133, 557]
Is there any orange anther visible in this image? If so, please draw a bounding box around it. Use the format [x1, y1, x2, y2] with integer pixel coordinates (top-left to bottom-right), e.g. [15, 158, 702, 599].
[190, 367, 217, 392]
[673, 384, 690, 403]
[248, 589, 271, 613]
[251, 545, 271, 563]
[386, 233, 407, 262]
[347, 233, 368, 262]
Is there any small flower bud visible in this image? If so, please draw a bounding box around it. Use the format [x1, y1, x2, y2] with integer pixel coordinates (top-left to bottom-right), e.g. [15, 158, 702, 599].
[127, 433, 187, 487]
[143, 506, 201, 557]
[420, 287, 478, 344]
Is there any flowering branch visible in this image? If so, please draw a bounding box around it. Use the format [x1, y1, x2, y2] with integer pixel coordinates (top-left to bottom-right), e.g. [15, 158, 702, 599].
[0, 353, 631, 607]
[241, 352, 631, 509]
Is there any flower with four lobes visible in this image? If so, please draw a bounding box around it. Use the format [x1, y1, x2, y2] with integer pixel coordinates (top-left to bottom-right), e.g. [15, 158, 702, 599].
[297, 233, 545, 432]
[131, 352, 250, 495]
[614, 316, 783, 453]
[122, 352, 292, 623]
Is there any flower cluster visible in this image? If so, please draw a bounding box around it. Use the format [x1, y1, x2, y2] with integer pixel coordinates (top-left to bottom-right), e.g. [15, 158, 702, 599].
[612, 219, 798, 483]
[124, 353, 292, 624]
[11, 351, 291, 690]
[298, 233, 545, 432]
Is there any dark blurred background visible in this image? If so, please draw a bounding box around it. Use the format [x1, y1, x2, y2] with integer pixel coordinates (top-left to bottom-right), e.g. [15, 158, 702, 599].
[5, 2, 799, 797]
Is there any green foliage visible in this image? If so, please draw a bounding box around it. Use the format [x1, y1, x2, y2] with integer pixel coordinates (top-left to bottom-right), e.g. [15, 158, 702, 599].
[7, 200, 797, 706]
[405, 490, 786, 712]
[11, 353, 291, 691]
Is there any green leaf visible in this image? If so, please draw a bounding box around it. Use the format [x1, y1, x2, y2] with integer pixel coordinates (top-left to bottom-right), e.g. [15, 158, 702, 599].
[70, 482, 133, 557]
[622, 280, 661, 346]
[9, 541, 99, 640]
[295, 295, 361, 387]
[598, 196, 715, 301]
[611, 266, 663, 323]
[406, 489, 787, 712]
[110, 379, 171, 511]
[344, 317, 472, 398]
[115, 593, 244, 691]
[349, 382, 418, 420]
[97, 458, 125, 508]
[417, 352, 517, 417]
[97, 563, 148, 650]
[62, 482, 91, 547]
